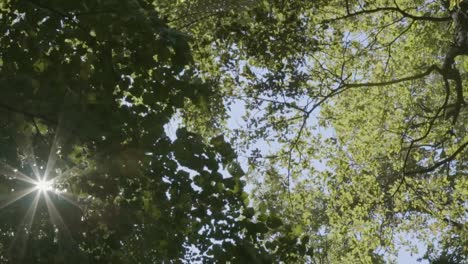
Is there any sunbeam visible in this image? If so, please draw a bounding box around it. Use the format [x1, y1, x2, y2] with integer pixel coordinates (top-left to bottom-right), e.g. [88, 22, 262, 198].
[15, 124, 42, 182]
[43, 192, 77, 248]
[8, 191, 41, 261]
[53, 191, 82, 209]
[0, 187, 37, 210]
[0, 161, 37, 185]
[22, 142, 42, 181]
[43, 114, 68, 182]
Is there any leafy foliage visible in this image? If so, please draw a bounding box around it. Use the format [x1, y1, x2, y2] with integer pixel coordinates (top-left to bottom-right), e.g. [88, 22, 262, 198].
[157, 0, 467, 262]
[0, 0, 467, 263]
[0, 0, 284, 263]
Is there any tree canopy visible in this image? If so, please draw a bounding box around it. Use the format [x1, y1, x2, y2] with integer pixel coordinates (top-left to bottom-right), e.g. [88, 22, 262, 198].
[0, 0, 466, 263]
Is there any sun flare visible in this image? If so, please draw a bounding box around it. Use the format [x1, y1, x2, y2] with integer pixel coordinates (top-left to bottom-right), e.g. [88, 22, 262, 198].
[35, 179, 53, 192]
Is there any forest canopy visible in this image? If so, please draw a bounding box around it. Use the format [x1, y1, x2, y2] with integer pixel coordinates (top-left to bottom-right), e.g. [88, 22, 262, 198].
[0, 0, 466, 263]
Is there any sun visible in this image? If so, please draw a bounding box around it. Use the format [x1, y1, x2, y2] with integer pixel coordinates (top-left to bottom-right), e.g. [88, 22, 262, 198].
[35, 179, 53, 192]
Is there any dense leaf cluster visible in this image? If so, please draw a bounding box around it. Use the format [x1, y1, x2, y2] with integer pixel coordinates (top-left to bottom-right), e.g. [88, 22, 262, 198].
[0, 0, 289, 263]
[158, 0, 467, 263]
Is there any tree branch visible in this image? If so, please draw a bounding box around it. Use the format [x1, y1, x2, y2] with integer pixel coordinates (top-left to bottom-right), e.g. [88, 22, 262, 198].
[323, 6, 450, 24]
[405, 141, 468, 175]
[346, 65, 438, 88]
[0, 102, 56, 125]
